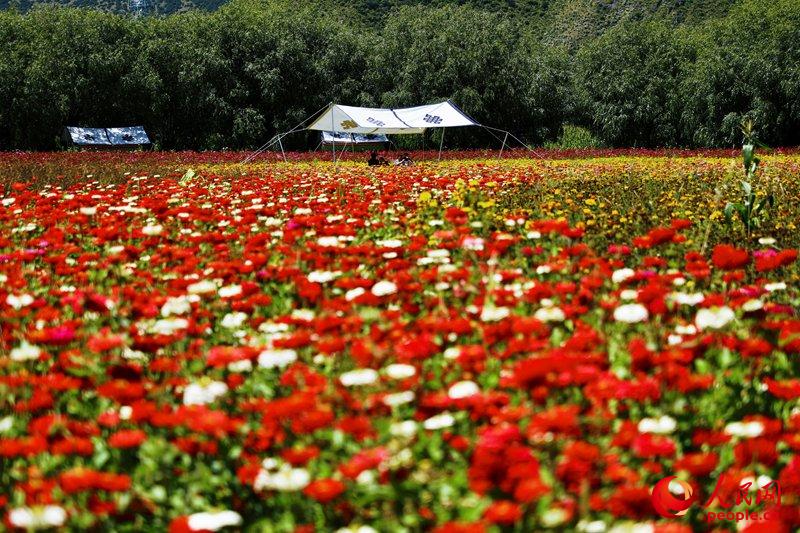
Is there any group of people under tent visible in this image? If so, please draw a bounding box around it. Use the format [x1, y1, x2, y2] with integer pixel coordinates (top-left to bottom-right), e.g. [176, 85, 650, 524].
[367, 151, 414, 167]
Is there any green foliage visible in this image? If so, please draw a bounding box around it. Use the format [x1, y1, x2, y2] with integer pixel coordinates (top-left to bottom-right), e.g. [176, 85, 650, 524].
[0, 0, 798, 149]
[724, 120, 775, 239]
[544, 124, 601, 149]
[575, 20, 692, 147]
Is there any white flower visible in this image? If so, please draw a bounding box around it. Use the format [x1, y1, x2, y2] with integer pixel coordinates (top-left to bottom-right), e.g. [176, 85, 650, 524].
[6, 293, 34, 310]
[258, 349, 297, 369]
[536, 265, 552, 274]
[670, 292, 705, 306]
[9, 506, 67, 529]
[724, 421, 764, 438]
[390, 420, 418, 438]
[254, 465, 310, 492]
[371, 280, 397, 297]
[340, 369, 379, 387]
[161, 296, 192, 316]
[1, 197, 15, 207]
[10, 341, 42, 362]
[356, 470, 377, 485]
[0, 416, 13, 433]
[345, 287, 366, 301]
[427, 249, 450, 258]
[335, 527, 379, 533]
[577, 520, 607, 533]
[385, 364, 416, 380]
[187, 511, 242, 531]
[291, 309, 315, 321]
[541, 507, 569, 528]
[376, 239, 403, 248]
[79, 206, 97, 216]
[534, 305, 566, 323]
[317, 236, 341, 247]
[228, 359, 253, 373]
[613, 304, 649, 323]
[383, 391, 415, 407]
[758, 237, 776, 245]
[765, 282, 787, 292]
[443, 347, 461, 360]
[620, 289, 638, 301]
[218, 285, 242, 298]
[480, 306, 509, 322]
[308, 270, 339, 284]
[612, 268, 635, 283]
[183, 381, 228, 406]
[462, 237, 484, 251]
[637, 415, 677, 435]
[448, 380, 480, 399]
[742, 299, 764, 312]
[188, 280, 218, 295]
[149, 317, 189, 336]
[220, 312, 248, 329]
[142, 224, 163, 236]
[695, 306, 735, 330]
[423, 412, 455, 430]
[756, 475, 773, 489]
[608, 524, 654, 533]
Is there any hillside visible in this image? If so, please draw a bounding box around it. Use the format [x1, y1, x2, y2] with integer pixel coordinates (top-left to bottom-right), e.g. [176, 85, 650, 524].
[1, 0, 736, 30]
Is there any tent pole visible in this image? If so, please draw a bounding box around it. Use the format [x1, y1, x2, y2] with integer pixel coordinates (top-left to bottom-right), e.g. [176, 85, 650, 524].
[331, 108, 336, 171]
[499, 131, 508, 159]
[438, 129, 445, 162]
[278, 135, 286, 162]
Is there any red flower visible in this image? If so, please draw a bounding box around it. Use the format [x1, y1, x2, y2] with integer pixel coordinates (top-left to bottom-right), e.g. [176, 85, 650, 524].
[483, 500, 522, 525]
[755, 248, 798, 271]
[108, 429, 147, 449]
[432, 522, 486, 533]
[711, 244, 750, 270]
[632, 434, 676, 458]
[303, 478, 346, 503]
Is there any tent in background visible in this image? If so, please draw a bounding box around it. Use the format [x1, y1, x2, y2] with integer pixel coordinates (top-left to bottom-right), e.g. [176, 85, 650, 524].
[63, 126, 151, 150]
[320, 131, 389, 148]
[307, 101, 477, 135]
[244, 100, 528, 163]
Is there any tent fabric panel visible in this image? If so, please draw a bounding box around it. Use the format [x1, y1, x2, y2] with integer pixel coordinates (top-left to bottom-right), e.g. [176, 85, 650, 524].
[65, 127, 112, 145]
[106, 126, 151, 145]
[394, 101, 477, 128]
[307, 101, 475, 134]
[321, 131, 389, 145]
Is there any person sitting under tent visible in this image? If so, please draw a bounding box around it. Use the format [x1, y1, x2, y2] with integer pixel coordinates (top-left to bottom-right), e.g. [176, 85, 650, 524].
[394, 153, 414, 166]
[367, 151, 389, 166]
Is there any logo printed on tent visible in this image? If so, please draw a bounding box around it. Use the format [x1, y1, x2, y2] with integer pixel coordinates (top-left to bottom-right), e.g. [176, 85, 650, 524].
[367, 117, 386, 127]
[340, 120, 358, 130]
[423, 114, 443, 124]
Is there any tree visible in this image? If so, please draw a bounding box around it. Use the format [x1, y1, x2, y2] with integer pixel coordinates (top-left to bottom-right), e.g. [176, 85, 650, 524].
[575, 20, 691, 147]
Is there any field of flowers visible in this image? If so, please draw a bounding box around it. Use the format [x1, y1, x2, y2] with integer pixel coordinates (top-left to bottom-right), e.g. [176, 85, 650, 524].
[1, 151, 799, 532]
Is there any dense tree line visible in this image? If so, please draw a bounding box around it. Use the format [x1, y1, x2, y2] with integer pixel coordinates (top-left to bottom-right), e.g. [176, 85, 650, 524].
[0, 0, 798, 150]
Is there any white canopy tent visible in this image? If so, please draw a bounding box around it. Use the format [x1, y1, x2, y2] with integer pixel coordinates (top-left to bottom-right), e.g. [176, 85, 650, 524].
[243, 100, 530, 163]
[308, 101, 478, 135]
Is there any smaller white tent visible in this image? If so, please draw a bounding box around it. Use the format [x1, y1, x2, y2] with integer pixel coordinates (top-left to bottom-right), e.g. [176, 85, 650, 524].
[320, 131, 389, 147]
[307, 101, 478, 135]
